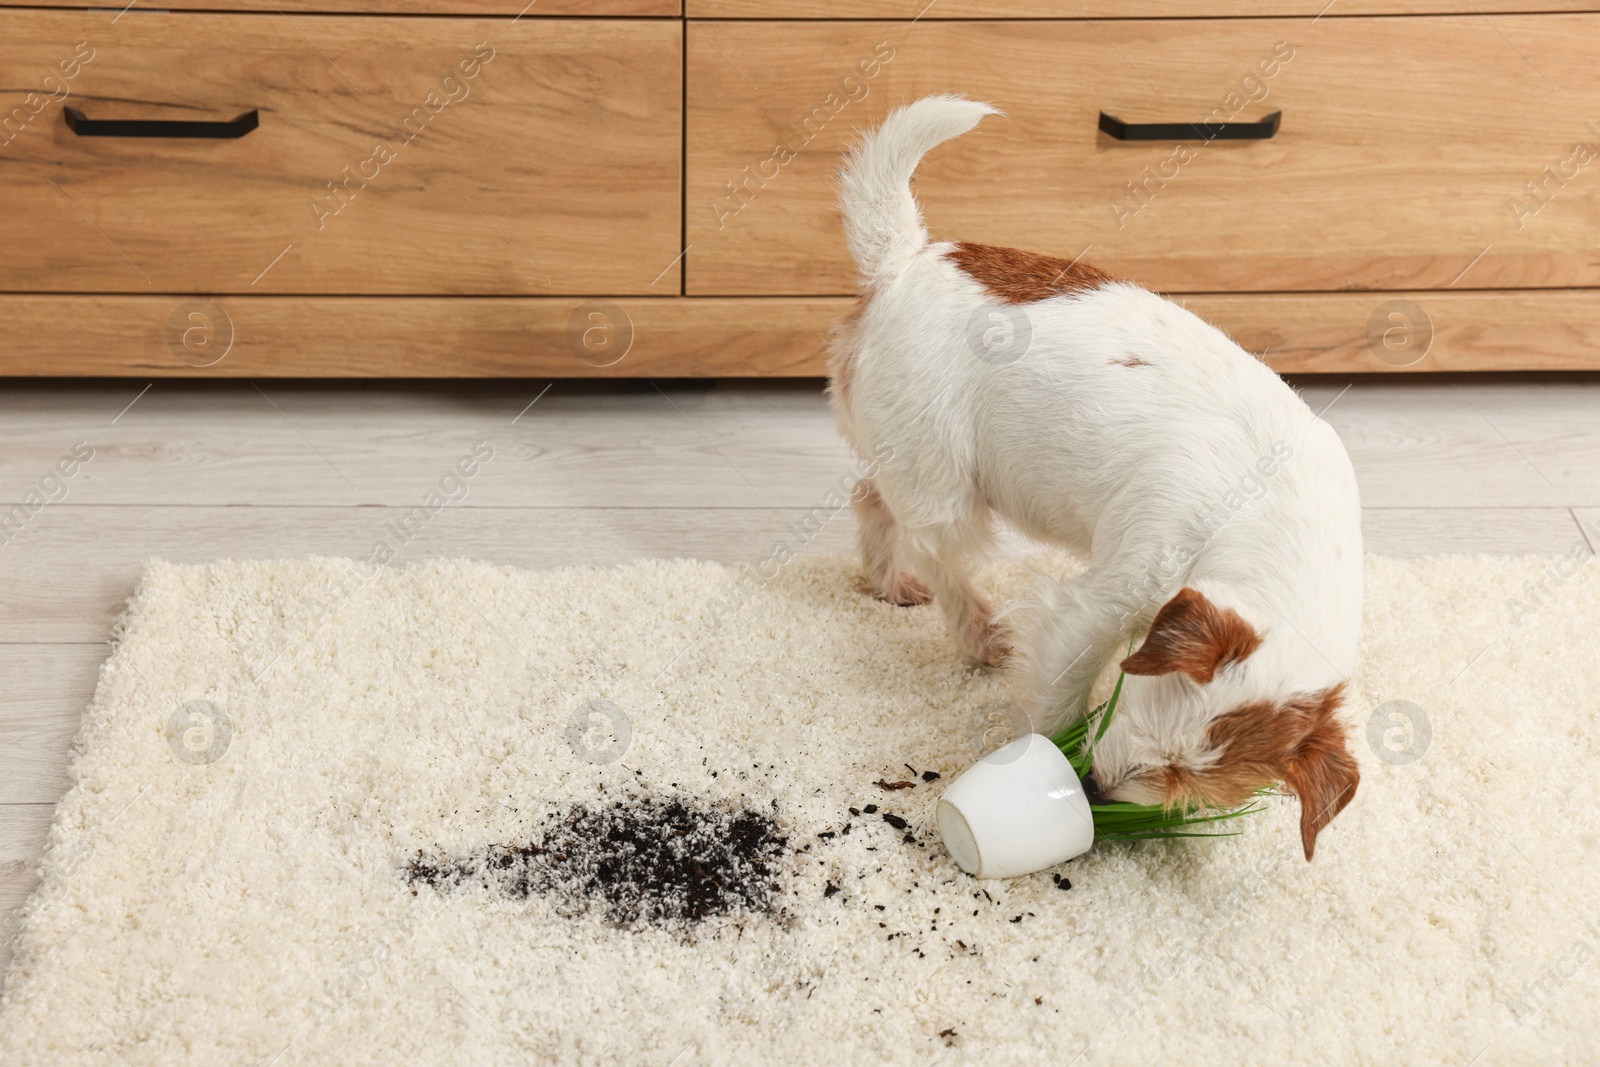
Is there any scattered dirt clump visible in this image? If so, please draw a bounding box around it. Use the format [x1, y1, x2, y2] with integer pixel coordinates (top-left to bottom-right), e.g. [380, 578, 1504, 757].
[406, 794, 789, 928]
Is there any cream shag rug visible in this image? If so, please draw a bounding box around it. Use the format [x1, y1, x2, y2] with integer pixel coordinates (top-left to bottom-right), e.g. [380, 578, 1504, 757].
[3, 552, 1598, 1066]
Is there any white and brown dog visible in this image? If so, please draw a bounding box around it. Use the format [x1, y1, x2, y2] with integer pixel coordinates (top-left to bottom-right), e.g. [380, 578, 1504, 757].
[829, 95, 1363, 860]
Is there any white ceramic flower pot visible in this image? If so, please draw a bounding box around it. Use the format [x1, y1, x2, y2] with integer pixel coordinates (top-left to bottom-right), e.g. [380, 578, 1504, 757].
[937, 733, 1095, 879]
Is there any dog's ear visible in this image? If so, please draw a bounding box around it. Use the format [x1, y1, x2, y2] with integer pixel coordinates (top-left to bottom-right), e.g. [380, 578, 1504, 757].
[1198, 684, 1359, 859]
[1119, 587, 1262, 684]
[1280, 687, 1359, 860]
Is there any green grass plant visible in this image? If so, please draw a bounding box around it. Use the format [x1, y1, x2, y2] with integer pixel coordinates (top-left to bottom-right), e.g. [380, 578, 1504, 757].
[1049, 672, 1268, 841]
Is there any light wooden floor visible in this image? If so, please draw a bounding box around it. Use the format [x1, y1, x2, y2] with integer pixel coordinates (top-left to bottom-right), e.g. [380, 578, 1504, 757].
[3, 374, 1599, 983]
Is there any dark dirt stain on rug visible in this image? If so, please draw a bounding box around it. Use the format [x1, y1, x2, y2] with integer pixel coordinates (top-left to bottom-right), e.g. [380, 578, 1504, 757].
[405, 794, 790, 927]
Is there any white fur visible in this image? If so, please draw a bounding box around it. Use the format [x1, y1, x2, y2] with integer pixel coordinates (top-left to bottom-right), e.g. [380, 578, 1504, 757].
[837, 93, 1000, 288]
[829, 95, 1364, 807]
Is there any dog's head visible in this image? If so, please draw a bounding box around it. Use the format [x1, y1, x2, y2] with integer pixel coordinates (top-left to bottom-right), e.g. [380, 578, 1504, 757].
[1083, 586, 1359, 860]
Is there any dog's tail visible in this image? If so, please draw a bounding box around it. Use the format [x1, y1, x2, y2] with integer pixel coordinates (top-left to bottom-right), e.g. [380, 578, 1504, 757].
[838, 94, 1000, 288]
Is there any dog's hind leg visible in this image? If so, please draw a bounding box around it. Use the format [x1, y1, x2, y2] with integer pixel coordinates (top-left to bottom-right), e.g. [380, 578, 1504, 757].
[902, 517, 1011, 668]
[852, 479, 932, 606]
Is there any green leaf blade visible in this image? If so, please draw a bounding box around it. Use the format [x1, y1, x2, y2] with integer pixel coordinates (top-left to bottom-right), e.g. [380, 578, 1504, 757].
[1049, 671, 1268, 848]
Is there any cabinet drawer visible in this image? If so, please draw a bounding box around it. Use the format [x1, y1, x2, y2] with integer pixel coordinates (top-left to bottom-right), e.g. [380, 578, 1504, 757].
[3, 2, 679, 13]
[0, 12, 681, 295]
[687, 17, 1600, 295]
[688, 1, 1598, 14]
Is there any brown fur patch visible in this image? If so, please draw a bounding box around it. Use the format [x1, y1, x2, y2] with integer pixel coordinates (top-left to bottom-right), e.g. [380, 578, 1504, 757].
[1119, 588, 1263, 684]
[1279, 687, 1360, 860]
[1170, 683, 1358, 860]
[1111, 355, 1153, 368]
[945, 241, 1112, 305]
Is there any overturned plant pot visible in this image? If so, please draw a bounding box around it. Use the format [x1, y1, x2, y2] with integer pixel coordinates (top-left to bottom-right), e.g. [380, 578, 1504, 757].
[936, 733, 1096, 879]
[938, 674, 1270, 879]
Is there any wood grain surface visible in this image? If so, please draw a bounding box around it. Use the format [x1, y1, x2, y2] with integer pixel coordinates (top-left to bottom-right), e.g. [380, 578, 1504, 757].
[0, 11, 682, 294]
[688, 1, 1600, 16]
[686, 17, 1600, 295]
[4, 1, 681, 12]
[0, 296, 830, 376]
[4, 290, 1600, 374]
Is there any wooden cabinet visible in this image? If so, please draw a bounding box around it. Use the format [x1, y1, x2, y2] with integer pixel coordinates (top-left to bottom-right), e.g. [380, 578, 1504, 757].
[2, 6, 1599, 375]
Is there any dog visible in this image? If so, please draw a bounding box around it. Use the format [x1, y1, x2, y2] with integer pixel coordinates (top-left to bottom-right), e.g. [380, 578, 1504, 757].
[828, 95, 1363, 860]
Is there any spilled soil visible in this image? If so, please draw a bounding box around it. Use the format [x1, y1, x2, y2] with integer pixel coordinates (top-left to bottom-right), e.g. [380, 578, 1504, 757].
[406, 794, 790, 928]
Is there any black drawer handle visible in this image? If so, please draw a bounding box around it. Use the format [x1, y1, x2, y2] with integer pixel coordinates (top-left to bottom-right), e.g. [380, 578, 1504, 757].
[64, 107, 259, 139]
[1098, 110, 1280, 142]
